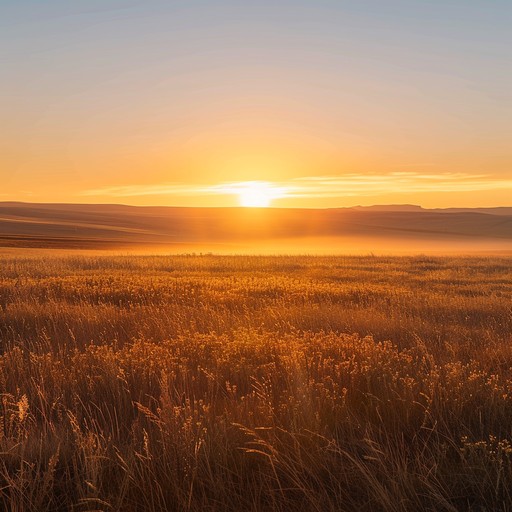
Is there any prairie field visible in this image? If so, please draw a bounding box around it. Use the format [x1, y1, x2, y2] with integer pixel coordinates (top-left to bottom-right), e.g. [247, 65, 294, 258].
[1, 253, 512, 511]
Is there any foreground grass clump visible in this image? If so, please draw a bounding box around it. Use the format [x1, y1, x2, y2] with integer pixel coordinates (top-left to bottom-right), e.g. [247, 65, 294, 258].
[1, 254, 512, 511]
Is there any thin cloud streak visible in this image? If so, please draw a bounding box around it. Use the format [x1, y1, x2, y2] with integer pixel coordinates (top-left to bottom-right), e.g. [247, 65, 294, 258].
[285, 173, 512, 198]
[80, 172, 512, 200]
[81, 183, 218, 198]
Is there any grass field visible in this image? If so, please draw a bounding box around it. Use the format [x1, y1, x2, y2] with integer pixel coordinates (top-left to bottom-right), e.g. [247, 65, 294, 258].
[1, 253, 512, 511]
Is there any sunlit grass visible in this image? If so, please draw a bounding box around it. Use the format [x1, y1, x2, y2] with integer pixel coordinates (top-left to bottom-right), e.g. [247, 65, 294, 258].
[1, 254, 511, 510]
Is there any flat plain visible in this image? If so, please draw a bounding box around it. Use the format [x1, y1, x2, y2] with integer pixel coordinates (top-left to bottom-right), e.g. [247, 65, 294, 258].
[1, 253, 512, 511]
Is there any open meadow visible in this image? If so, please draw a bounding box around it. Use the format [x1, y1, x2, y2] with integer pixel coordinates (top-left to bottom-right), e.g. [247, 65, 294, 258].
[1, 253, 512, 511]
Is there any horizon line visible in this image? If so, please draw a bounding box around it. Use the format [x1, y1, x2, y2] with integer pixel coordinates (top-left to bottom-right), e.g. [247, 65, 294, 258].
[1, 200, 511, 211]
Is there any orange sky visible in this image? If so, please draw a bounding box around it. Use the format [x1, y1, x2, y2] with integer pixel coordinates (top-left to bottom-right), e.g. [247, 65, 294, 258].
[2, 1, 511, 208]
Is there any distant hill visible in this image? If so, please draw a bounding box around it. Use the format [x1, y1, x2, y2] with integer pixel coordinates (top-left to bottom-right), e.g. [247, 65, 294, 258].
[0, 202, 511, 253]
[350, 204, 425, 212]
[351, 204, 512, 215]
[432, 207, 512, 216]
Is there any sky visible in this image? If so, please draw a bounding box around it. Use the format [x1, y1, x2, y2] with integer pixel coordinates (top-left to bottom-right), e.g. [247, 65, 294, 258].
[1, 0, 511, 208]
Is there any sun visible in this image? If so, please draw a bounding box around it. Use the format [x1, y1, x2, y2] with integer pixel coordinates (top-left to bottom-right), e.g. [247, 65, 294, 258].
[238, 181, 276, 207]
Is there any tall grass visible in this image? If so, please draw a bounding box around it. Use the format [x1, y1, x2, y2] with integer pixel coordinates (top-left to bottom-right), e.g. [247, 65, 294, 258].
[1, 254, 511, 511]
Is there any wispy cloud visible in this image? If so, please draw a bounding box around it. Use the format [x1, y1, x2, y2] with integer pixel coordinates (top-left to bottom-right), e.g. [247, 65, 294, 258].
[80, 172, 512, 200]
[81, 181, 290, 199]
[286, 172, 512, 198]
[81, 183, 214, 198]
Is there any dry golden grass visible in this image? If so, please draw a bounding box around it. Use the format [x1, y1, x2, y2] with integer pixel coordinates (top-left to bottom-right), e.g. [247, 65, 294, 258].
[1, 254, 512, 511]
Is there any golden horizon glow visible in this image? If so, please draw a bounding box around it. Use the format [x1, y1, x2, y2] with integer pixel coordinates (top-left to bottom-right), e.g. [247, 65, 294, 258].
[2, 2, 510, 208]
[76, 172, 512, 209]
[237, 181, 279, 207]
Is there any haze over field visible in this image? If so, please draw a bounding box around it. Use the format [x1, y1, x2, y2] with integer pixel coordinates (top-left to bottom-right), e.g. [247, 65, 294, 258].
[1, 202, 511, 254]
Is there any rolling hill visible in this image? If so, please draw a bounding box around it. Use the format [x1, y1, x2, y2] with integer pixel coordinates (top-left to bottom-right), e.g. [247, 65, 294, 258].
[1, 202, 511, 253]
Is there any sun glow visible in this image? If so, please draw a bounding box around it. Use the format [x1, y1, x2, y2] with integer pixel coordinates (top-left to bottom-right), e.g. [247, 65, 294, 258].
[238, 181, 279, 207]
